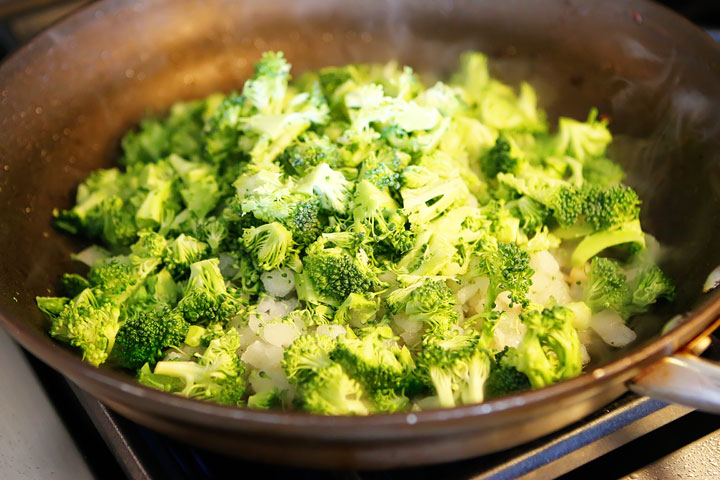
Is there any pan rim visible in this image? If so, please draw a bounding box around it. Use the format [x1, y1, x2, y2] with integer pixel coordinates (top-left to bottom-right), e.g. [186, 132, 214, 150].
[2, 0, 720, 436]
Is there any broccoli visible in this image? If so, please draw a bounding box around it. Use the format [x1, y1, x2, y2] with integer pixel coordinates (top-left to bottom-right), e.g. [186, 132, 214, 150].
[484, 347, 531, 399]
[42, 50, 676, 415]
[352, 180, 412, 255]
[177, 259, 243, 325]
[295, 163, 353, 214]
[300, 240, 380, 304]
[163, 234, 208, 276]
[46, 289, 122, 366]
[504, 306, 582, 388]
[294, 364, 369, 415]
[331, 325, 417, 391]
[282, 333, 335, 383]
[584, 257, 632, 316]
[418, 335, 491, 408]
[370, 389, 410, 413]
[147, 327, 247, 406]
[584, 257, 675, 319]
[632, 264, 675, 308]
[334, 293, 379, 327]
[242, 222, 294, 271]
[482, 135, 520, 178]
[386, 277, 457, 321]
[281, 197, 325, 247]
[470, 239, 534, 312]
[279, 133, 341, 176]
[506, 196, 549, 233]
[112, 308, 189, 369]
[247, 389, 284, 410]
[194, 217, 229, 253]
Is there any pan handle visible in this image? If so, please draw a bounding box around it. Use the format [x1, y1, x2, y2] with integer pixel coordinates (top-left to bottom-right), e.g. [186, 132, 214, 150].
[628, 318, 720, 412]
[629, 352, 720, 413]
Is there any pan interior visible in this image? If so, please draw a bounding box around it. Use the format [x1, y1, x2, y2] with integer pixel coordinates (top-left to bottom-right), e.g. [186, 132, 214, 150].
[1, 0, 720, 393]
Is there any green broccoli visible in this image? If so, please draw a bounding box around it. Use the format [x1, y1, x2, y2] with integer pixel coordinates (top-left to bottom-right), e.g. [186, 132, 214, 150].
[418, 335, 491, 408]
[471, 239, 534, 311]
[46, 289, 122, 366]
[111, 308, 190, 369]
[177, 259, 244, 325]
[294, 364, 369, 415]
[484, 347, 531, 399]
[282, 333, 335, 383]
[147, 327, 248, 406]
[242, 222, 294, 271]
[504, 306, 582, 388]
[300, 239, 380, 304]
[331, 326, 417, 391]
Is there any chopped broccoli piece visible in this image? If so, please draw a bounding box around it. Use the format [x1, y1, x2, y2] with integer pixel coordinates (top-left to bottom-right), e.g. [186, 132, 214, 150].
[242, 222, 294, 271]
[112, 308, 189, 369]
[294, 364, 369, 415]
[504, 306, 582, 388]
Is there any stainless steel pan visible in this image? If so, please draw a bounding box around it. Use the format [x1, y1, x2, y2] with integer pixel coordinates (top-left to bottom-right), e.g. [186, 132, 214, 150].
[2, 0, 720, 469]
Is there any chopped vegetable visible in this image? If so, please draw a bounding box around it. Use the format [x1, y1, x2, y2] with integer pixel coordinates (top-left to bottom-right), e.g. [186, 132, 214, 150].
[38, 50, 673, 414]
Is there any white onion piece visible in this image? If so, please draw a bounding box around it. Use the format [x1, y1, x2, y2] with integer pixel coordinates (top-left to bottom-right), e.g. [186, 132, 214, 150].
[261, 267, 296, 297]
[590, 310, 637, 347]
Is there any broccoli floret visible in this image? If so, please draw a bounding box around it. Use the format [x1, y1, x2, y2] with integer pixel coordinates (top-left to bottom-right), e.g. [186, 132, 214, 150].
[504, 306, 582, 388]
[331, 325, 416, 391]
[242, 51, 291, 116]
[46, 289, 122, 366]
[60, 273, 91, 297]
[131, 231, 169, 258]
[279, 133, 341, 176]
[300, 239, 380, 304]
[583, 185, 640, 231]
[583, 156, 625, 186]
[400, 176, 470, 228]
[418, 335, 491, 408]
[36, 296, 69, 317]
[282, 333, 336, 383]
[135, 179, 176, 229]
[506, 196, 548, 234]
[484, 347, 531, 399]
[295, 163, 353, 214]
[352, 180, 412, 255]
[294, 364, 369, 415]
[247, 388, 284, 410]
[370, 388, 410, 413]
[168, 154, 222, 218]
[386, 278, 457, 321]
[584, 257, 632, 315]
[334, 293, 379, 326]
[112, 308, 189, 369]
[194, 217, 229, 253]
[555, 109, 611, 162]
[471, 239, 533, 312]
[163, 234, 208, 277]
[177, 259, 243, 325]
[282, 197, 325, 247]
[584, 257, 675, 319]
[483, 135, 520, 178]
[149, 327, 247, 406]
[242, 222, 294, 271]
[632, 264, 675, 308]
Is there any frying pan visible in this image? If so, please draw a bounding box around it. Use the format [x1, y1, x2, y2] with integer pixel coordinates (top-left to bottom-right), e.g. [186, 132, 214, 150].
[2, 0, 720, 470]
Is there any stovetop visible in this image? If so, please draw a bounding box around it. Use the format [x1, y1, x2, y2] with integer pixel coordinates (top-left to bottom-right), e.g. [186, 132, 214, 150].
[23, 347, 720, 480]
[3, 2, 720, 479]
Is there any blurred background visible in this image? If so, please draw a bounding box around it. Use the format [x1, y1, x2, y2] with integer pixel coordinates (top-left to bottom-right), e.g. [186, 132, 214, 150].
[1, 0, 720, 56]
